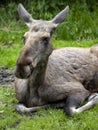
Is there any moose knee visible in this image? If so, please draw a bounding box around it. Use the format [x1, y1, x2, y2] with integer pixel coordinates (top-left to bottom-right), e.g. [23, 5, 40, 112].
[64, 95, 82, 116]
[64, 90, 89, 116]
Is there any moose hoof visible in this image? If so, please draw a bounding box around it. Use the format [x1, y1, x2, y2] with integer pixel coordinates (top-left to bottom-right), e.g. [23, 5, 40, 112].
[15, 104, 27, 114]
[88, 93, 98, 101]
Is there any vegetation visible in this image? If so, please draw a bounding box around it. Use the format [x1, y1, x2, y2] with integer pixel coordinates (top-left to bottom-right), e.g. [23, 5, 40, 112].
[0, 0, 98, 130]
[0, 39, 98, 130]
[0, 87, 98, 130]
[0, 0, 98, 40]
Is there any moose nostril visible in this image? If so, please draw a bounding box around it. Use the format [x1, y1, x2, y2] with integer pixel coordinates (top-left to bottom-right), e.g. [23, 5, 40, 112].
[43, 37, 50, 43]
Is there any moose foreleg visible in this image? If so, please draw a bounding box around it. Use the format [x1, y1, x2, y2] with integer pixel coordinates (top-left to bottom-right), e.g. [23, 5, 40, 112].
[75, 93, 98, 114]
[65, 92, 98, 116]
[64, 89, 90, 116]
[15, 104, 50, 114]
[15, 102, 65, 114]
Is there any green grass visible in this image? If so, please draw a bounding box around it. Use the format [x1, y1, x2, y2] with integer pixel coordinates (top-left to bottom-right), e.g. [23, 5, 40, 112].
[0, 1, 98, 129]
[0, 38, 98, 130]
[0, 27, 98, 130]
[0, 30, 24, 68]
[53, 39, 98, 48]
[0, 46, 21, 68]
[0, 1, 98, 40]
[0, 87, 98, 130]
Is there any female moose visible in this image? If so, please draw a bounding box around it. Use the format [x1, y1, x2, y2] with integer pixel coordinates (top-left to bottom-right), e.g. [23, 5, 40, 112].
[15, 4, 98, 116]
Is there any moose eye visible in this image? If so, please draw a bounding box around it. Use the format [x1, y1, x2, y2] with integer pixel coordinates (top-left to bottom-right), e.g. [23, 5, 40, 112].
[53, 27, 56, 32]
[41, 37, 50, 46]
[31, 27, 39, 32]
[34, 28, 39, 32]
[22, 36, 26, 44]
[51, 27, 56, 35]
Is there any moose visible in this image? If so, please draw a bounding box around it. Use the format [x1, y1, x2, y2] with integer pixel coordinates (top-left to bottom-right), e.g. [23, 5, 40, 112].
[15, 3, 98, 116]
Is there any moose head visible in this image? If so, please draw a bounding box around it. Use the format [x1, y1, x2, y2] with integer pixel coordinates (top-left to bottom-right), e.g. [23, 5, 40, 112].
[15, 4, 69, 79]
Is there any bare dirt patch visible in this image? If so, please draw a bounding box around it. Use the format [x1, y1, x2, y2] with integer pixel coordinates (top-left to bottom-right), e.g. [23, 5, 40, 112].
[0, 67, 14, 87]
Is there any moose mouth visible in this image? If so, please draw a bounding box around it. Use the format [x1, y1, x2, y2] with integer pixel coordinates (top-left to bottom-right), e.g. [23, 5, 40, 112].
[15, 63, 34, 79]
[15, 53, 49, 79]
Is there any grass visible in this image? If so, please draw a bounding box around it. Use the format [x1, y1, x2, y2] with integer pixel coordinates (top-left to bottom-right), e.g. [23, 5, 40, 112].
[0, 30, 23, 68]
[53, 39, 98, 48]
[0, 38, 98, 130]
[0, 87, 98, 130]
[0, 1, 98, 40]
[0, 46, 21, 68]
[0, 1, 98, 129]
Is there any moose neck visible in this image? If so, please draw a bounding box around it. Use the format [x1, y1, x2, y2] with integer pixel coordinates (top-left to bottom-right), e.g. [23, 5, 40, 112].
[28, 39, 53, 88]
[27, 57, 49, 106]
[29, 57, 49, 88]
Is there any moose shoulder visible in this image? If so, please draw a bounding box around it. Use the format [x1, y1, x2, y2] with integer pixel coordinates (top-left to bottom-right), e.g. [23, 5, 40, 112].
[15, 4, 98, 116]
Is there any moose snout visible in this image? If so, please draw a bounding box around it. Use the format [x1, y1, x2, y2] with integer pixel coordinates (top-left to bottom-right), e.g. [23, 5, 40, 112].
[15, 64, 33, 79]
[43, 37, 50, 43]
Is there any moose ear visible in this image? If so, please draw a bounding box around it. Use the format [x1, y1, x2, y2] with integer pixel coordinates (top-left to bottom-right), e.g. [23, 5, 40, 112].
[18, 3, 34, 27]
[51, 6, 69, 25]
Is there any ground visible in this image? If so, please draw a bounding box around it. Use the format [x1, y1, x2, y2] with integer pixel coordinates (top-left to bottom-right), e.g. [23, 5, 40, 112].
[0, 67, 14, 87]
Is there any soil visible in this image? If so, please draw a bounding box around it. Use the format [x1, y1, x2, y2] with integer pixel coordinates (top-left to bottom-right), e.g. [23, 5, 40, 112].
[0, 67, 14, 87]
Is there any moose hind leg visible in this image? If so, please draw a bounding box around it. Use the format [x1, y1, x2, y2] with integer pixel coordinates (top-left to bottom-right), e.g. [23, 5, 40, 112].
[88, 93, 98, 101]
[64, 89, 90, 116]
[75, 93, 98, 114]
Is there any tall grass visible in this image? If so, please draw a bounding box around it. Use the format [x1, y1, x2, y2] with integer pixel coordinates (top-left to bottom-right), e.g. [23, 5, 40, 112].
[0, 1, 98, 41]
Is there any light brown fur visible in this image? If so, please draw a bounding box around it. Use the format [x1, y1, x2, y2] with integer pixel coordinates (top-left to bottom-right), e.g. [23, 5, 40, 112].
[15, 4, 98, 116]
